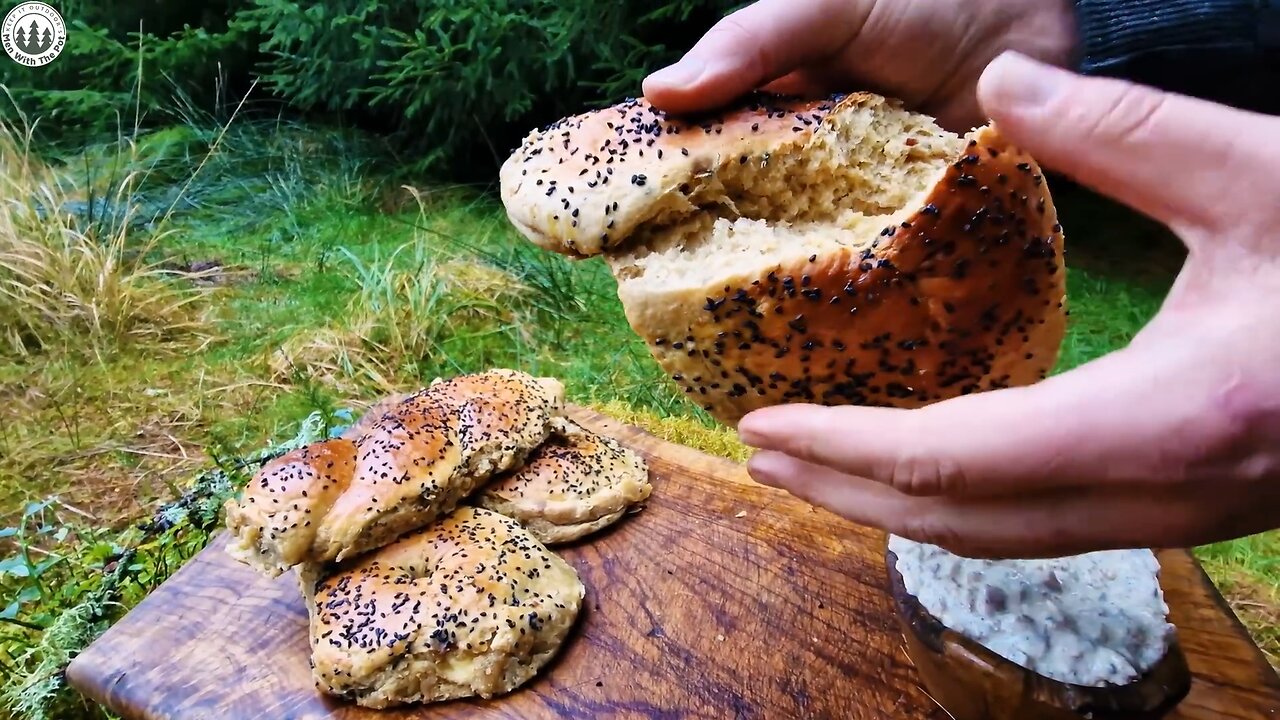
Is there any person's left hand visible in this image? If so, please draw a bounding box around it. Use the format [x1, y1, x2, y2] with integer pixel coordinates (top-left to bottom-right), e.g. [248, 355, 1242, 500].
[738, 52, 1280, 559]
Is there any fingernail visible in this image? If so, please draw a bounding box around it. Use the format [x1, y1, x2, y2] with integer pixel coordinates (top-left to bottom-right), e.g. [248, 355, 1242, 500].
[739, 404, 811, 446]
[981, 51, 1064, 111]
[737, 410, 777, 446]
[647, 58, 707, 89]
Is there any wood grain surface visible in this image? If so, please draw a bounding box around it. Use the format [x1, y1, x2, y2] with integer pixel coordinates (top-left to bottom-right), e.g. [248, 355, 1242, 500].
[67, 407, 1280, 720]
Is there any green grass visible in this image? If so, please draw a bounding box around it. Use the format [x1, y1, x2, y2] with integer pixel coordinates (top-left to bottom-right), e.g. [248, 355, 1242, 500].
[0, 123, 1274, 719]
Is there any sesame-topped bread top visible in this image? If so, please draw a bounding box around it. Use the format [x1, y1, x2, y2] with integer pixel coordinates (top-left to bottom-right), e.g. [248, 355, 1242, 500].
[302, 506, 584, 708]
[475, 417, 652, 545]
[500, 93, 849, 257]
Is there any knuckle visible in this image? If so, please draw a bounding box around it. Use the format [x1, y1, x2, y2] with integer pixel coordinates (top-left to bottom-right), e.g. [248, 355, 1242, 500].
[1078, 82, 1169, 146]
[782, 431, 818, 464]
[887, 452, 968, 496]
[1231, 451, 1280, 484]
[898, 513, 969, 555]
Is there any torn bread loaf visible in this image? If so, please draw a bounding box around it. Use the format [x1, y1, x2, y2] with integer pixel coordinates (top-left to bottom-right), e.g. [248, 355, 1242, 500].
[223, 369, 565, 575]
[301, 506, 584, 708]
[475, 417, 652, 544]
[500, 93, 1066, 424]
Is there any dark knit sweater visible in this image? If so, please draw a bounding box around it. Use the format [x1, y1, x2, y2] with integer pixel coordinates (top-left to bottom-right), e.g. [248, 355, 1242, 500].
[1074, 0, 1280, 114]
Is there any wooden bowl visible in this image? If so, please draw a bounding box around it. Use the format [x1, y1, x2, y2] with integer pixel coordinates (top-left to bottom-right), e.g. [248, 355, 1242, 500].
[885, 548, 1192, 720]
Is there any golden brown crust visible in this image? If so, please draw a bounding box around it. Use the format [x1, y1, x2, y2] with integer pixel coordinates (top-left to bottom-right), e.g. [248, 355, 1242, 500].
[475, 418, 652, 544]
[611, 125, 1065, 424]
[305, 506, 584, 708]
[315, 370, 565, 562]
[223, 439, 357, 577]
[499, 93, 842, 257]
[223, 370, 566, 575]
[339, 392, 413, 441]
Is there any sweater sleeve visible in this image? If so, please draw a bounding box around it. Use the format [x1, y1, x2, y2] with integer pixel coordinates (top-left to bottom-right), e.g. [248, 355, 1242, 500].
[1073, 0, 1280, 114]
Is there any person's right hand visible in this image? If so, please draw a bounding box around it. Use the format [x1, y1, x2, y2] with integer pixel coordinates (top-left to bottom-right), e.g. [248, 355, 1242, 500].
[736, 52, 1280, 559]
[643, 0, 1077, 130]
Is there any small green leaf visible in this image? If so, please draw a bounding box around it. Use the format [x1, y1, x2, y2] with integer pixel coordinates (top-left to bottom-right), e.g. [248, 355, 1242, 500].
[0, 556, 31, 577]
[32, 556, 62, 577]
[14, 585, 40, 604]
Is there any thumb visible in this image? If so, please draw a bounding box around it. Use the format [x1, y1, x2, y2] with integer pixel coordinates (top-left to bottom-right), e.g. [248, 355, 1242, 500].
[643, 0, 868, 114]
[977, 51, 1277, 237]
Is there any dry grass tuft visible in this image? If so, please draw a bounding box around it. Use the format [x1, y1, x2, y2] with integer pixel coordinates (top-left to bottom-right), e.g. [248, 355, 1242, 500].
[0, 120, 215, 360]
[270, 242, 532, 391]
[0, 354, 304, 526]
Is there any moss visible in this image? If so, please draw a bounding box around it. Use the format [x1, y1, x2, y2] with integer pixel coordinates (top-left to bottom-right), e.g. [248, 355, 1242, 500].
[590, 400, 750, 464]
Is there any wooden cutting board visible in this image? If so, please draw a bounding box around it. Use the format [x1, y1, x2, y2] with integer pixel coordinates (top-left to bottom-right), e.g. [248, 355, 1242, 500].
[67, 407, 1280, 720]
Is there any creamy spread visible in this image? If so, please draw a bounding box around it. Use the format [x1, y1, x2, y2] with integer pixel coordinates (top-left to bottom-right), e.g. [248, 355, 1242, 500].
[889, 535, 1174, 687]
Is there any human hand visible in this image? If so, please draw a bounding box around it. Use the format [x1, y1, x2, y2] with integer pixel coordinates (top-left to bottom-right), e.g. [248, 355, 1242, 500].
[738, 52, 1280, 559]
[643, 0, 1076, 129]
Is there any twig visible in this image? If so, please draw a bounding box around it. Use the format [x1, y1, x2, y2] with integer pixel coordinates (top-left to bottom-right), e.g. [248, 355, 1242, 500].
[113, 447, 188, 461]
[0, 617, 45, 632]
[64, 447, 115, 461]
[55, 502, 96, 521]
[163, 433, 191, 461]
[205, 380, 291, 393]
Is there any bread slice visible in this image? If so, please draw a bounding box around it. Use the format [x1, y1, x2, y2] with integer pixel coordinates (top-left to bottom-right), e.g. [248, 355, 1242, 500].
[500, 93, 1066, 424]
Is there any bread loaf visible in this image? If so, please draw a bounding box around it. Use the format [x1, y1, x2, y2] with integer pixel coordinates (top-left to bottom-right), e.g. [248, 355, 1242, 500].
[223, 369, 565, 575]
[339, 392, 412, 440]
[475, 417, 652, 544]
[500, 93, 1066, 424]
[301, 506, 584, 708]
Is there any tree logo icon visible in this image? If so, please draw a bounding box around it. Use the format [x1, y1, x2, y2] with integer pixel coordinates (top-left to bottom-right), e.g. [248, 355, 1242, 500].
[1, 2, 65, 66]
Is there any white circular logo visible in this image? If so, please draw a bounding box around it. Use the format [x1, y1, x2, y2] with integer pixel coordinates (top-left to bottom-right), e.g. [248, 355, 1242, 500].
[2, 2, 65, 66]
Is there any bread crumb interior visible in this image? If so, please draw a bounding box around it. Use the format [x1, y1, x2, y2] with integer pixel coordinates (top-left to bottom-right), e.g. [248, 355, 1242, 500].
[610, 101, 966, 289]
